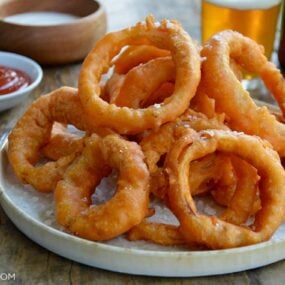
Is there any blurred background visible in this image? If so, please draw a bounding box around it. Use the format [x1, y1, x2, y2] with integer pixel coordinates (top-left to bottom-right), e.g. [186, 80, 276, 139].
[104, 0, 201, 39]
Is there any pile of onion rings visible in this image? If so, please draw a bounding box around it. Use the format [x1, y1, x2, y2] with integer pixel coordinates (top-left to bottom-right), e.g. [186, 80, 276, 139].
[7, 15, 285, 250]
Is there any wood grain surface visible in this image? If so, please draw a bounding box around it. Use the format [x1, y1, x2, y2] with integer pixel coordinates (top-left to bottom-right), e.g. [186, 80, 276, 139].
[0, 0, 285, 284]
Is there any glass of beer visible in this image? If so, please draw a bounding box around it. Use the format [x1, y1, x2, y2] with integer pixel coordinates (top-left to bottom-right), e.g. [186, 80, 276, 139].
[201, 0, 281, 90]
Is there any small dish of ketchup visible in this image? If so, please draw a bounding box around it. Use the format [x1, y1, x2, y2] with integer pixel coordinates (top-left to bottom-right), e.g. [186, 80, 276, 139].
[0, 65, 31, 96]
[0, 51, 42, 112]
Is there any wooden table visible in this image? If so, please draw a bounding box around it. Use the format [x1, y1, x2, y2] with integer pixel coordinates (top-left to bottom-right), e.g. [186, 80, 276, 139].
[1, 0, 285, 284]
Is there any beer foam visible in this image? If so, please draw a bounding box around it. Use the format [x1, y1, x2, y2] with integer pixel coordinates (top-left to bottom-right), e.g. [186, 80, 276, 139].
[205, 0, 281, 10]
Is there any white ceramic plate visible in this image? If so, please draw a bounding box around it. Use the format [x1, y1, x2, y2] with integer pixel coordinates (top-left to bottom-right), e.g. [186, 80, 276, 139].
[1, 133, 285, 277]
[0, 51, 43, 112]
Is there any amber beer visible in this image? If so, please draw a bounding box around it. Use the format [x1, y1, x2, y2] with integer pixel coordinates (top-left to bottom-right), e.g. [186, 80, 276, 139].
[201, 0, 281, 59]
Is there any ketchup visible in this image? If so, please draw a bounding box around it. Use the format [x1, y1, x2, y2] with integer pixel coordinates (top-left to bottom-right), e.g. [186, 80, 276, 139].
[0, 65, 31, 96]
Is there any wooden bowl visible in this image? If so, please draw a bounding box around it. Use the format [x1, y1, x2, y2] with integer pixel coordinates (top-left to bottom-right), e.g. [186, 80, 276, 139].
[0, 0, 107, 65]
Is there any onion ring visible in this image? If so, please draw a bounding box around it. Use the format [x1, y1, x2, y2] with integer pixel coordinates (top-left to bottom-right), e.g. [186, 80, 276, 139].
[79, 15, 201, 134]
[8, 87, 97, 192]
[201, 30, 285, 156]
[55, 134, 150, 241]
[127, 153, 260, 246]
[166, 129, 285, 249]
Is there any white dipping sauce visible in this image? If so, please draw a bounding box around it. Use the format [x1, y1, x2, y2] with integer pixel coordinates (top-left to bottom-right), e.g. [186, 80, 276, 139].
[4, 11, 80, 26]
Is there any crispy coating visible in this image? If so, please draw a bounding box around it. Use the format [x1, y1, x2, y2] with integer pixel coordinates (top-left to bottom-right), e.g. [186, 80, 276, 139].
[55, 134, 150, 241]
[166, 129, 285, 249]
[41, 123, 85, 161]
[142, 82, 174, 107]
[127, 221, 186, 246]
[217, 156, 260, 225]
[188, 153, 235, 196]
[127, 148, 260, 247]
[111, 57, 174, 108]
[8, 87, 92, 192]
[201, 30, 285, 156]
[190, 58, 243, 118]
[113, 45, 170, 74]
[104, 73, 125, 104]
[140, 109, 228, 200]
[79, 15, 201, 134]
